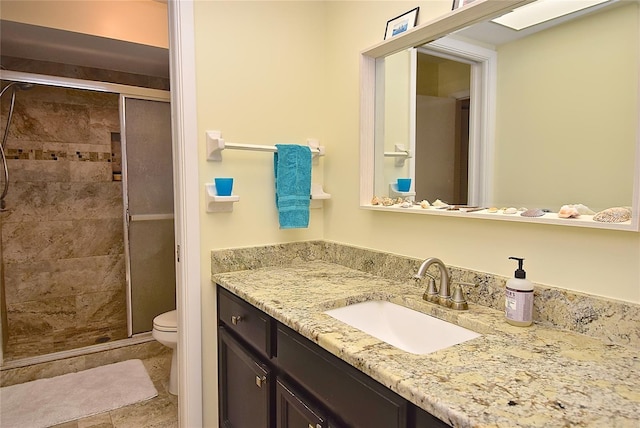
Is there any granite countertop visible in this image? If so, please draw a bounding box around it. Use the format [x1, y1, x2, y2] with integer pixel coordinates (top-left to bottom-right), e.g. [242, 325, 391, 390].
[213, 260, 639, 428]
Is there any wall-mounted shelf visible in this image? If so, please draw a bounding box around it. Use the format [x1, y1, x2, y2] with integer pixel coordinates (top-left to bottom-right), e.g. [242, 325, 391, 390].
[206, 130, 325, 161]
[389, 183, 415, 199]
[310, 183, 331, 209]
[205, 183, 239, 213]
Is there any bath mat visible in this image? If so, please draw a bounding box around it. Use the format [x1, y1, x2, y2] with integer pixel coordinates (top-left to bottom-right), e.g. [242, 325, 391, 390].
[0, 359, 158, 428]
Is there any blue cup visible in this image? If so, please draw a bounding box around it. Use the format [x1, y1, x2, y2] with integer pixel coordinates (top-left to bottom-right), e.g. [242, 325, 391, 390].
[214, 178, 234, 196]
[397, 178, 411, 192]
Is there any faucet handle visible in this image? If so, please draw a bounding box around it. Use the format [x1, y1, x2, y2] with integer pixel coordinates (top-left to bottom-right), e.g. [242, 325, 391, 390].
[422, 274, 439, 303]
[450, 282, 476, 310]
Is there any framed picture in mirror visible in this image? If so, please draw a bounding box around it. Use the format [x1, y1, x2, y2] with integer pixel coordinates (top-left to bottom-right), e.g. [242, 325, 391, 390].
[384, 7, 419, 39]
[452, 0, 479, 10]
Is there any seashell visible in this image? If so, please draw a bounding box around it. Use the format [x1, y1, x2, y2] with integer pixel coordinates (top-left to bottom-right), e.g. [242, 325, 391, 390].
[558, 205, 580, 218]
[559, 203, 595, 216]
[503, 207, 518, 214]
[395, 197, 404, 204]
[420, 200, 431, 209]
[573, 203, 595, 215]
[593, 207, 632, 223]
[432, 199, 449, 208]
[381, 197, 395, 206]
[371, 196, 381, 205]
[400, 201, 412, 208]
[521, 208, 545, 217]
[487, 207, 498, 213]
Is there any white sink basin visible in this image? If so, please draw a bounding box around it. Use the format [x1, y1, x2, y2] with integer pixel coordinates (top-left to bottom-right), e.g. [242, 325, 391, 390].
[324, 300, 480, 355]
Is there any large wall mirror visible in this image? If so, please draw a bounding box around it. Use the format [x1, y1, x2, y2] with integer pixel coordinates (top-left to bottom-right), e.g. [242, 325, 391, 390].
[360, 0, 639, 231]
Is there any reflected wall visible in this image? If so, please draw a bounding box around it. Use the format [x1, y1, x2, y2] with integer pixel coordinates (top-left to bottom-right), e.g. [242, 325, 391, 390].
[493, 4, 637, 210]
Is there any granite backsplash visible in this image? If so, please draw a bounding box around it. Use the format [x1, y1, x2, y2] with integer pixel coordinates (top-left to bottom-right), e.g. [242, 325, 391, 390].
[211, 240, 639, 348]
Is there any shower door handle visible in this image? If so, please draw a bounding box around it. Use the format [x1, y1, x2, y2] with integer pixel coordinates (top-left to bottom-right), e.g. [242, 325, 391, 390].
[129, 213, 174, 222]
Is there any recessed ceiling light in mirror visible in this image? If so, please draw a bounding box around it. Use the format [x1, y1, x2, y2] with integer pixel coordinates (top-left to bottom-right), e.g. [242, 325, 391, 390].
[492, 0, 612, 30]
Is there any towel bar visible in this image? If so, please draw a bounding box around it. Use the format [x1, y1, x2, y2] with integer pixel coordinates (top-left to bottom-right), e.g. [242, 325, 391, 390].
[206, 130, 325, 161]
[383, 144, 412, 167]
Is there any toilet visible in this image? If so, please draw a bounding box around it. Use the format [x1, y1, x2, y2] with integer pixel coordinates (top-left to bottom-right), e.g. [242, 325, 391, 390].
[152, 310, 178, 395]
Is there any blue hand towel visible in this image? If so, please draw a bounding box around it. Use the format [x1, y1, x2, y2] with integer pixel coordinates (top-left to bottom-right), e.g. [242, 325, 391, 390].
[274, 144, 312, 229]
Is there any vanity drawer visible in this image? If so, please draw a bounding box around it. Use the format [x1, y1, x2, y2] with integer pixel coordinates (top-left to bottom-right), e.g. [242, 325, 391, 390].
[277, 323, 407, 428]
[217, 286, 273, 358]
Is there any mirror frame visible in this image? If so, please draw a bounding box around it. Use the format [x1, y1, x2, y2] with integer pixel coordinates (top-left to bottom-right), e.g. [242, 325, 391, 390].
[359, 0, 640, 231]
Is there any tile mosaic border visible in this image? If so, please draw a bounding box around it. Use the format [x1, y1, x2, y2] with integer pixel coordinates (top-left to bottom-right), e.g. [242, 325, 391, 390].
[4, 148, 112, 162]
[211, 240, 640, 348]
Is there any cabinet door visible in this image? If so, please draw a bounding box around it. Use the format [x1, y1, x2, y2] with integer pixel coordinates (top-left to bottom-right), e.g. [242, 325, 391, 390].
[219, 327, 272, 428]
[276, 380, 327, 428]
[412, 404, 451, 428]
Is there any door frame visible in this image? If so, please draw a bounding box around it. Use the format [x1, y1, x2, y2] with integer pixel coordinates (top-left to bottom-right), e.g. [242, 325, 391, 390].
[0, 4, 205, 424]
[167, 1, 203, 426]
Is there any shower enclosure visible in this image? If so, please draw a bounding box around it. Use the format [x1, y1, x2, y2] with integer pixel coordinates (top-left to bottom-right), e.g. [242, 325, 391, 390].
[0, 72, 175, 363]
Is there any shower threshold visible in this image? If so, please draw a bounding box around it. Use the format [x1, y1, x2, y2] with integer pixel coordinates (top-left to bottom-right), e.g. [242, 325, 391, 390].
[1, 333, 154, 371]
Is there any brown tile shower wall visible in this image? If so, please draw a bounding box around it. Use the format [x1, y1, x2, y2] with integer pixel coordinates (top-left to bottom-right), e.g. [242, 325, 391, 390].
[0, 85, 127, 361]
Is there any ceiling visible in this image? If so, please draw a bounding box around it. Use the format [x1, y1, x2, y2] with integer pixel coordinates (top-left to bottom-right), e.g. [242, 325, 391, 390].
[1, 20, 169, 78]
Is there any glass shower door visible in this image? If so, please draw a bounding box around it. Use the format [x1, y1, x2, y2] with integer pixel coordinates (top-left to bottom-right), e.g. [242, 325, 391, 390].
[122, 96, 175, 335]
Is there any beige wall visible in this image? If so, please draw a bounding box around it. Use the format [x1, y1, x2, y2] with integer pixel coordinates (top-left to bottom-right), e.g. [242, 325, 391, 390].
[194, 1, 330, 424]
[0, 0, 168, 48]
[194, 2, 639, 424]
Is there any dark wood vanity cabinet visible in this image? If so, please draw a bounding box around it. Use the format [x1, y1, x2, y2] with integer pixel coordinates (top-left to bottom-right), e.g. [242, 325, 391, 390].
[217, 286, 451, 428]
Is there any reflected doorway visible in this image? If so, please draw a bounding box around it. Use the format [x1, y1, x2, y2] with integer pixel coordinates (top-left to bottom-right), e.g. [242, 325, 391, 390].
[414, 52, 471, 205]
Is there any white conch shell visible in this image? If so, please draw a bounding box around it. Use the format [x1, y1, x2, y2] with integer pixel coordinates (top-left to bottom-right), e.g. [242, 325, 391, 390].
[400, 201, 412, 208]
[573, 203, 596, 215]
[420, 200, 431, 209]
[558, 205, 580, 218]
[503, 207, 518, 214]
[432, 199, 448, 208]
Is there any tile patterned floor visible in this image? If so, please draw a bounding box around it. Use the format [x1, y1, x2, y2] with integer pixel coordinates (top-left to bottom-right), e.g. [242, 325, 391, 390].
[1, 340, 178, 428]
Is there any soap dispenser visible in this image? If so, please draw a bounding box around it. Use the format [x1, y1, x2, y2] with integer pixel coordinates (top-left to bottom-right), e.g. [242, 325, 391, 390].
[505, 257, 533, 327]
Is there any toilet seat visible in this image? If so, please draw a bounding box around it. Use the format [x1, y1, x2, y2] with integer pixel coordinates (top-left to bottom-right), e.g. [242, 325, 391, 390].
[153, 310, 177, 333]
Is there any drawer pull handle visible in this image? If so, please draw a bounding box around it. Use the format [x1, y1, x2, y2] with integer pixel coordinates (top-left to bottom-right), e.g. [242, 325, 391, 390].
[231, 315, 243, 325]
[255, 375, 266, 388]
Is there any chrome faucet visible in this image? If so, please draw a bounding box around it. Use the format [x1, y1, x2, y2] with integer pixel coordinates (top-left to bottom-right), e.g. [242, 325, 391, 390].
[414, 258, 473, 310]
